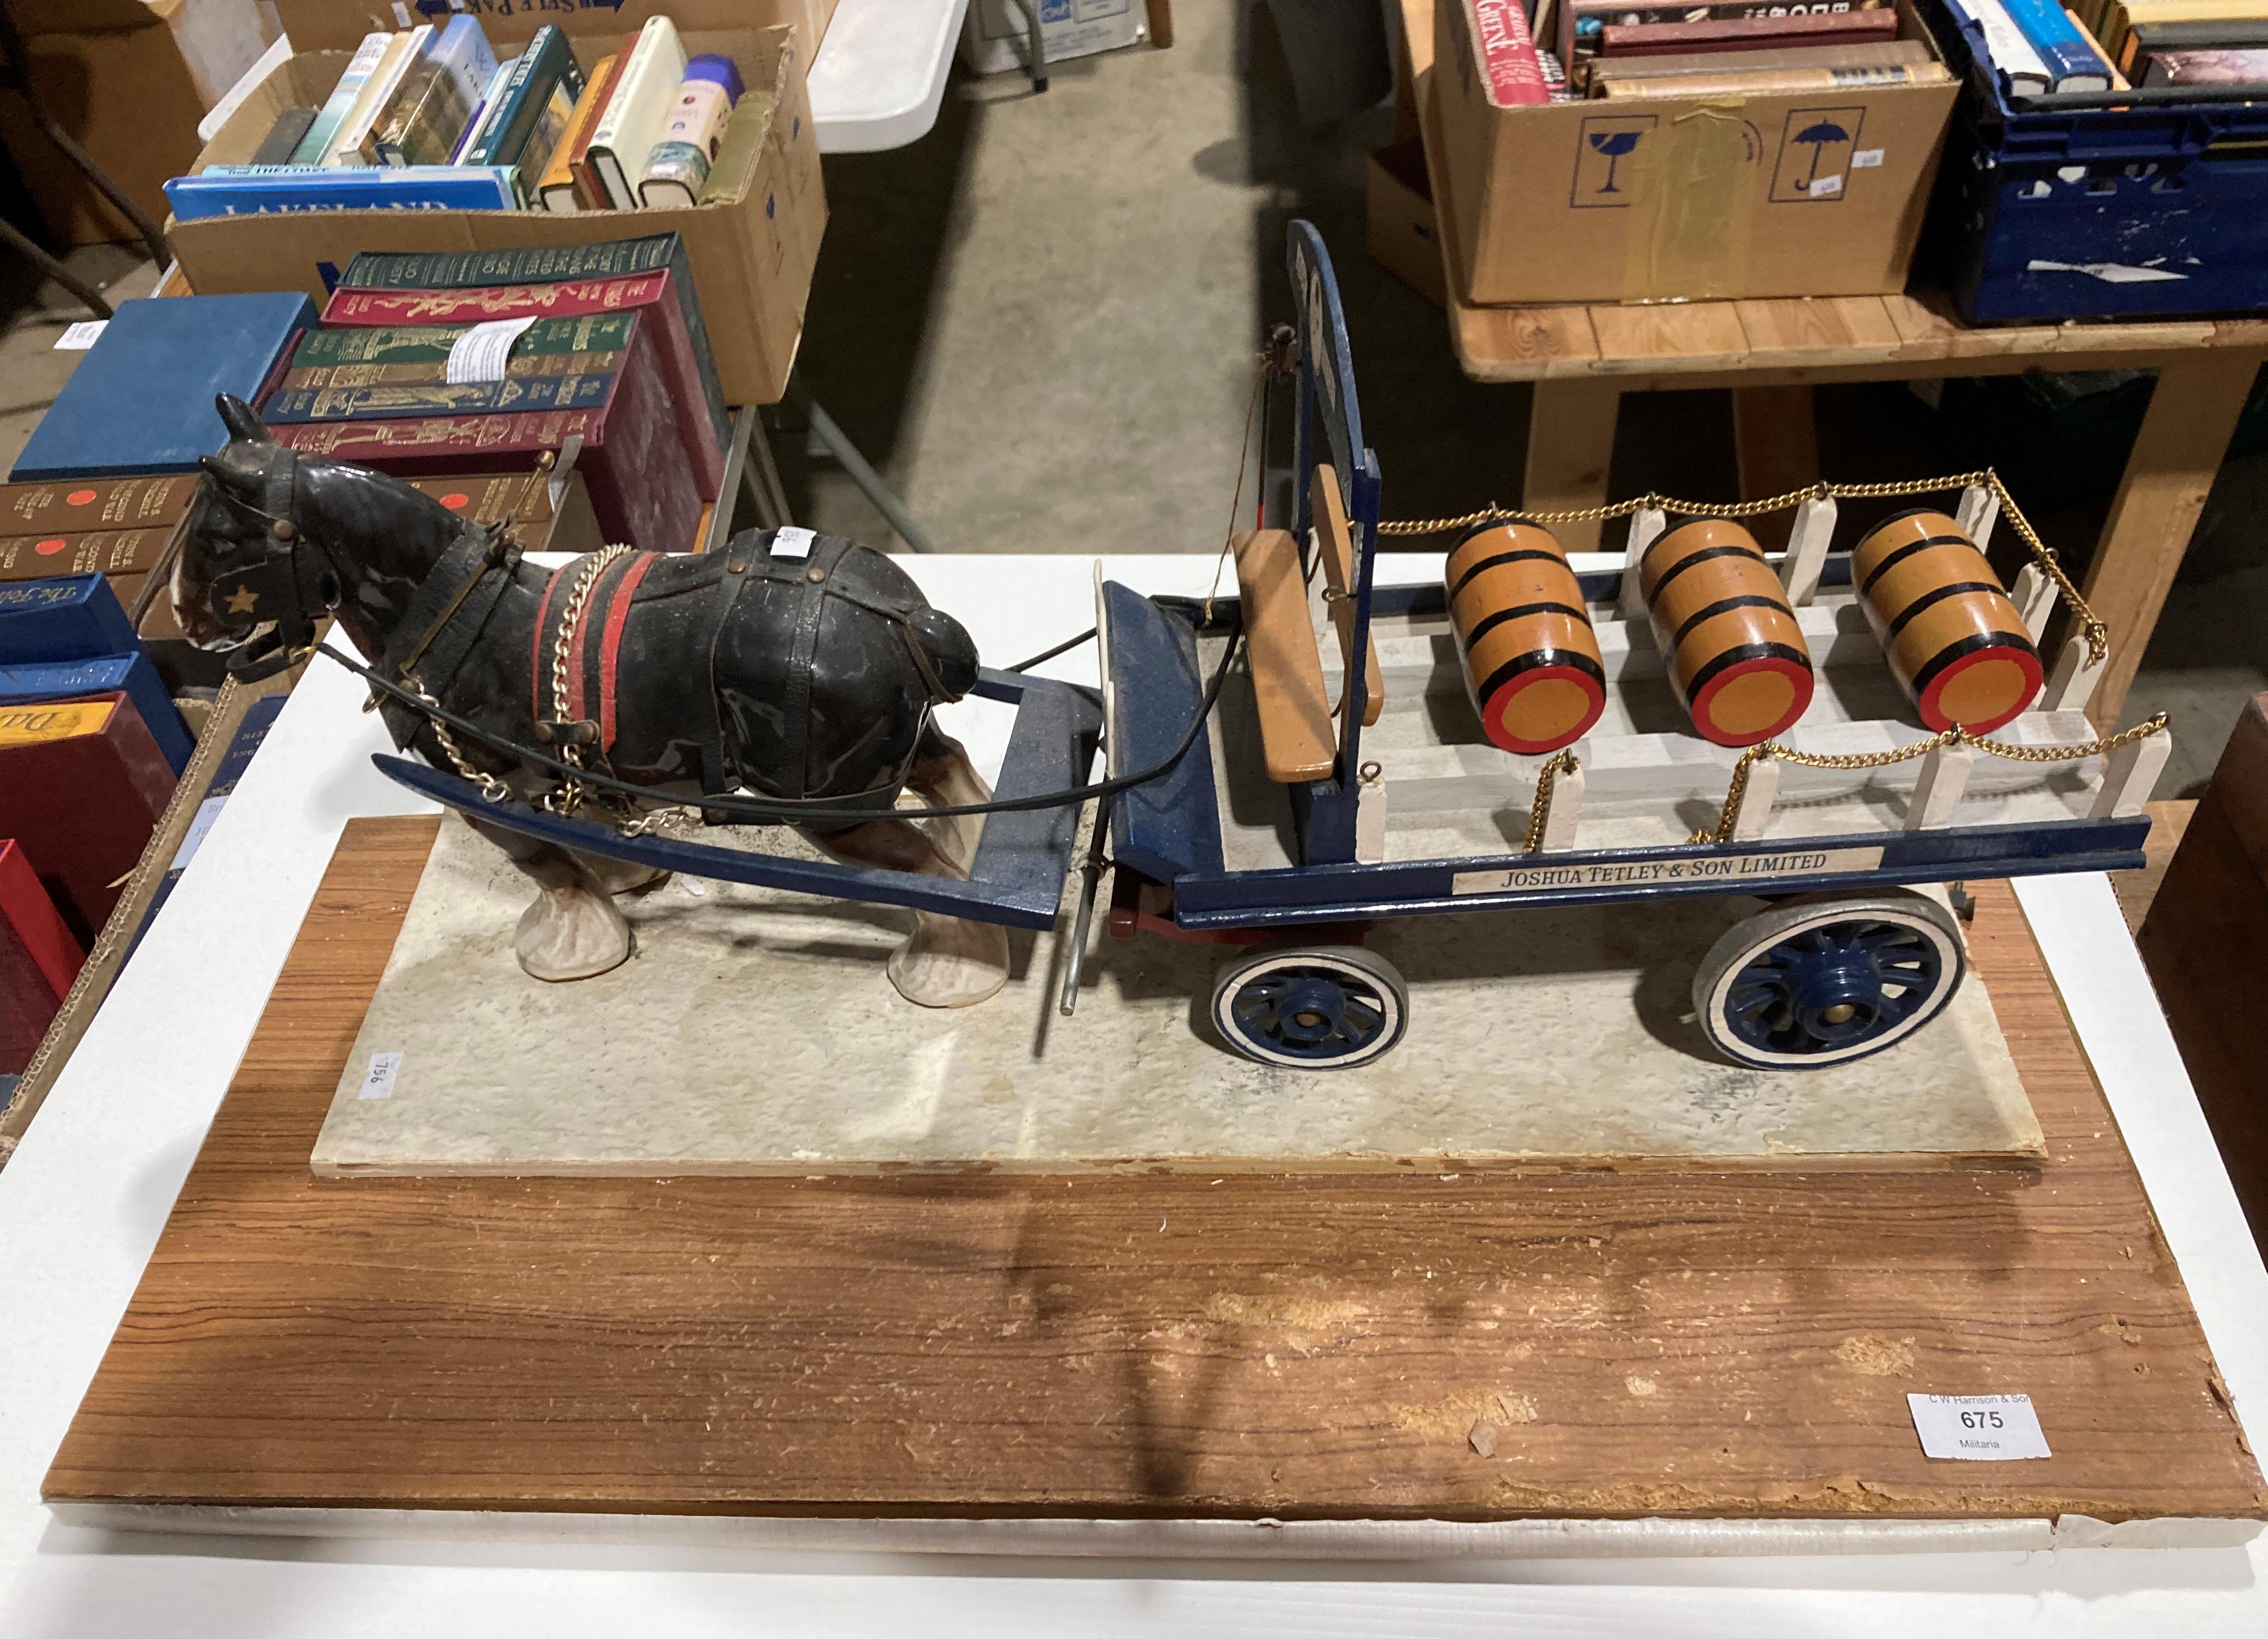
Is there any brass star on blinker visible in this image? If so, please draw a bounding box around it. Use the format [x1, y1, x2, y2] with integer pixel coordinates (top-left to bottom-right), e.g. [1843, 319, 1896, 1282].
[225, 586, 260, 616]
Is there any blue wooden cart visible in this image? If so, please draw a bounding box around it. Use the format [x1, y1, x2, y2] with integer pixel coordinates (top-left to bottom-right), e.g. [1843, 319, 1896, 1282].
[380, 222, 2168, 1075]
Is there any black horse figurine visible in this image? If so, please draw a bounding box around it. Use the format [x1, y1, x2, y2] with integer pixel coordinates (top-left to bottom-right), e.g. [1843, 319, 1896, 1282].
[176, 394, 1008, 1007]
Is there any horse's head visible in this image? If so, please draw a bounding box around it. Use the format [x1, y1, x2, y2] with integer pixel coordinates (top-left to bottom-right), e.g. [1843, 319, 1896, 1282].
[174, 394, 336, 678]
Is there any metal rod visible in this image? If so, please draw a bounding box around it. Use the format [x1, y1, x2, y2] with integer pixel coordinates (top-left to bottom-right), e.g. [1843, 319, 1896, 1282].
[0, 6, 171, 270]
[1005, 0, 1050, 91]
[791, 384, 939, 554]
[1058, 806, 1111, 1017]
[0, 215, 111, 318]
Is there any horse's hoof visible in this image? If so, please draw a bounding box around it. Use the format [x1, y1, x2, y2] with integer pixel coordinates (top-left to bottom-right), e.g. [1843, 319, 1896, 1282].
[515, 883, 633, 982]
[587, 857, 672, 897]
[888, 912, 1007, 1009]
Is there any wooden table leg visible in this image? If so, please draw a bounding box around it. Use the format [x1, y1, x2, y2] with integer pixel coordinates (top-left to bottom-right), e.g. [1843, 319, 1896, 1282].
[1523, 378, 1622, 554]
[2081, 352, 2262, 731]
[1732, 384, 1821, 551]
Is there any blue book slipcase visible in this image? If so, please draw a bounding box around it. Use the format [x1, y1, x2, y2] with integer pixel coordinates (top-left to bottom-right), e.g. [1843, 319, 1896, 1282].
[163, 165, 523, 220]
[0, 653, 193, 774]
[11, 293, 319, 482]
[0, 577, 138, 665]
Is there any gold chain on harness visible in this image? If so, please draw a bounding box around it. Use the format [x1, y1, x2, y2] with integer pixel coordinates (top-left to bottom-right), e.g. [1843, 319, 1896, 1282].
[1686, 712, 2172, 846]
[1378, 469, 2107, 667]
[542, 543, 634, 815]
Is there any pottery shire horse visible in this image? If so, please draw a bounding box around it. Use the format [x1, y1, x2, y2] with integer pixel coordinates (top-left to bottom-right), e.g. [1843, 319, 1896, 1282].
[176, 396, 1006, 1007]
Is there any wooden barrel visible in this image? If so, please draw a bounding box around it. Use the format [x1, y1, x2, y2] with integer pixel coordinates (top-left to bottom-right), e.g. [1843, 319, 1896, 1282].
[1851, 510, 2041, 734]
[1639, 518, 1814, 747]
[1445, 522, 1605, 754]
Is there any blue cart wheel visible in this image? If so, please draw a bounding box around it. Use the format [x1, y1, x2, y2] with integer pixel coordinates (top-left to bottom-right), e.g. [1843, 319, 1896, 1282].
[1693, 891, 1965, 1070]
[1210, 945, 1409, 1071]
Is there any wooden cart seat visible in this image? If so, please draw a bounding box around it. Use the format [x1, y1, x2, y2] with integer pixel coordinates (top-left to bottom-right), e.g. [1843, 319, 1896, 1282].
[1231, 529, 1336, 783]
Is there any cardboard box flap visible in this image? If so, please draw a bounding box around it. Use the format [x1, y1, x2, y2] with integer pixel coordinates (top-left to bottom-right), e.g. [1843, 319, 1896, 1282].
[274, 0, 834, 56]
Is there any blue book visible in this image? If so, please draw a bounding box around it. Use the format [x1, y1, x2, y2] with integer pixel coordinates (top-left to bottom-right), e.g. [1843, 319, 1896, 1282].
[164, 164, 524, 219]
[461, 24, 583, 170]
[120, 693, 290, 972]
[0, 653, 192, 774]
[1994, 0, 2114, 91]
[0, 577, 138, 665]
[11, 293, 317, 482]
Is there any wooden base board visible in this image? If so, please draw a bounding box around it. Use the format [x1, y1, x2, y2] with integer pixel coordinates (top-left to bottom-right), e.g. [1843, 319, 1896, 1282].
[46, 818, 2267, 1525]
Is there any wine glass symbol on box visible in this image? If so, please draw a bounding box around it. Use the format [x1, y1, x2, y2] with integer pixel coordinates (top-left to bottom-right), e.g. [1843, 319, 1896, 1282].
[1572, 116, 1655, 209]
[1769, 107, 1865, 204]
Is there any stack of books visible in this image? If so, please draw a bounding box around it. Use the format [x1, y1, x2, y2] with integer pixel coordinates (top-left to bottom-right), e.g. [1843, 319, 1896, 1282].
[2087, 6, 2268, 87]
[164, 14, 775, 220]
[258, 233, 728, 556]
[1472, 0, 1956, 101]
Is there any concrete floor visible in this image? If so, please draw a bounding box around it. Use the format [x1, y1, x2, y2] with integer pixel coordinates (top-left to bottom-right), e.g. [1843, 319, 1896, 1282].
[2, 10, 2264, 791]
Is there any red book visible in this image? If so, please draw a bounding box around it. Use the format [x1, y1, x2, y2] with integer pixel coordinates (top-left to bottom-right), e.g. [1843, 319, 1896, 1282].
[1464, 0, 1550, 106]
[1, 837, 83, 1073]
[0, 690, 178, 949]
[1600, 11, 1899, 56]
[320, 271, 725, 504]
[269, 326, 698, 556]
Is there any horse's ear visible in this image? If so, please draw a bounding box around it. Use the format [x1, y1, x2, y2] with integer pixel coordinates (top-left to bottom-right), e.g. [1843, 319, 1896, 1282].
[214, 393, 269, 445]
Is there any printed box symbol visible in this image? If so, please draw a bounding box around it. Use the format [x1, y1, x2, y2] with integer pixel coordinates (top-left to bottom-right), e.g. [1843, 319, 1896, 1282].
[1573, 116, 1657, 209]
[1771, 105, 1866, 204]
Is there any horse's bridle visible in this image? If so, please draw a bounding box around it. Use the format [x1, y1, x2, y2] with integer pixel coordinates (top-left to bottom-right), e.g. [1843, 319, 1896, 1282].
[199, 446, 341, 683]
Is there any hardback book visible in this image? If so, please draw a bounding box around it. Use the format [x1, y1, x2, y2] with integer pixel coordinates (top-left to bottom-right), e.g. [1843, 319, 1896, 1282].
[0, 528, 178, 585]
[0, 837, 82, 1074]
[0, 653, 191, 773]
[1947, 0, 2056, 93]
[292, 30, 391, 165]
[640, 55, 746, 208]
[2099, 0, 2268, 60]
[461, 24, 584, 174]
[587, 16, 691, 210]
[1561, 0, 1888, 63]
[0, 576, 139, 664]
[291, 310, 638, 369]
[0, 475, 197, 537]
[698, 86, 780, 205]
[11, 294, 318, 482]
[368, 16, 498, 169]
[453, 55, 518, 163]
[1600, 59, 1954, 95]
[251, 106, 320, 167]
[2123, 17, 2268, 73]
[1463, 0, 1552, 105]
[282, 348, 627, 391]
[263, 370, 618, 424]
[165, 164, 524, 218]
[542, 53, 624, 213]
[1996, 0, 2117, 86]
[326, 27, 428, 165]
[268, 331, 700, 556]
[1599, 11, 1902, 57]
[0, 691, 178, 949]
[1589, 38, 1931, 89]
[335, 236, 730, 492]
[119, 693, 290, 971]
[2145, 43, 2268, 79]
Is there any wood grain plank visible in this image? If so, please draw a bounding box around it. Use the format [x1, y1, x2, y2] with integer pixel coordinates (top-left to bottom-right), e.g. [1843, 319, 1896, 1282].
[1731, 384, 1821, 551]
[1734, 297, 1902, 361]
[1454, 304, 1602, 378]
[1231, 530, 1336, 782]
[44, 818, 2267, 1524]
[1310, 465, 1384, 726]
[1588, 302, 1753, 374]
[1521, 379, 1623, 555]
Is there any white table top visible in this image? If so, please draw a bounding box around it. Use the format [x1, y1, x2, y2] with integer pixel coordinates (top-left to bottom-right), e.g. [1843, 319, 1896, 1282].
[2, 555, 2265, 1636]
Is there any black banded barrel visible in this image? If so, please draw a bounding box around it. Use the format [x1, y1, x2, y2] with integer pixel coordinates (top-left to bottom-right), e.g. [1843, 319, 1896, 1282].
[1638, 518, 1814, 747]
[1852, 510, 2041, 734]
[1445, 522, 1605, 755]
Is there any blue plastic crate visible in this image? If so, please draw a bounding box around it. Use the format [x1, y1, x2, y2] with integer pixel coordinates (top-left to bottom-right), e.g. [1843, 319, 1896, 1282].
[1924, 0, 2268, 323]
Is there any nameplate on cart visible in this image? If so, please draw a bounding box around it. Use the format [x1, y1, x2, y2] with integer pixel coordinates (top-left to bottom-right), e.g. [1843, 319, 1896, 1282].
[1450, 846, 1885, 896]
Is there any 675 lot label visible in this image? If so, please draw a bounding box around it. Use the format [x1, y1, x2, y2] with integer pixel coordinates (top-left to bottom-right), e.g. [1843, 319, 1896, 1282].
[1907, 1394, 2052, 1461]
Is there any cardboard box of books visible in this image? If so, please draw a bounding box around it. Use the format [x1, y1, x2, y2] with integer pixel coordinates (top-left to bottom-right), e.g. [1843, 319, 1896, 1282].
[1434, 0, 1960, 304]
[163, 1, 832, 406]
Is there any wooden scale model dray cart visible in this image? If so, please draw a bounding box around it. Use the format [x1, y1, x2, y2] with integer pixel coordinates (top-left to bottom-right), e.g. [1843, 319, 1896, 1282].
[382, 222, 2170, 1075]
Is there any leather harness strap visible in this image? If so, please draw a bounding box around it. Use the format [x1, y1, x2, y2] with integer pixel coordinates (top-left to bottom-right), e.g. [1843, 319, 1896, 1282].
[597, 552, 657, 749]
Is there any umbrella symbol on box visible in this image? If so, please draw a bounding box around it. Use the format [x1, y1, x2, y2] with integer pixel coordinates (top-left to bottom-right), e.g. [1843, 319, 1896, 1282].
[1793, 120, 1851, 192]
[1588, 129, 1641, 194]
